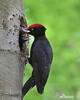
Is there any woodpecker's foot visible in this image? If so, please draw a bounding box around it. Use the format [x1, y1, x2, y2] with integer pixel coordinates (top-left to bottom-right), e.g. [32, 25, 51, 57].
[25, 56, 29, 64]
[24, 57, 31, 65]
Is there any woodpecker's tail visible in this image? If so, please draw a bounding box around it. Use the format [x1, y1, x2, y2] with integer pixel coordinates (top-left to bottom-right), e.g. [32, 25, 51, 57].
[22, 76, 35, 97]
[37, 85, 44, 94]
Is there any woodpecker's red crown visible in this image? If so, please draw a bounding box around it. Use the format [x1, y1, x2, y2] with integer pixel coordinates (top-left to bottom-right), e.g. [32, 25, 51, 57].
[27, 23, 46, 29]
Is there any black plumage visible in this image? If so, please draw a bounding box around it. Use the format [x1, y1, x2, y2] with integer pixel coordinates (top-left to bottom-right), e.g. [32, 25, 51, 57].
[20, 24, 53, 98]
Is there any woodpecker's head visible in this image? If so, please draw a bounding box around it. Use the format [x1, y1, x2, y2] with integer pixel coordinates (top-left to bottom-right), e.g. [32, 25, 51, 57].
[25, 23, 46, 37]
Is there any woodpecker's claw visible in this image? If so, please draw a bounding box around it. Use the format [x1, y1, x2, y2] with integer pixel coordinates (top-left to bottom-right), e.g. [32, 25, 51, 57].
[25, 56, 29, 64]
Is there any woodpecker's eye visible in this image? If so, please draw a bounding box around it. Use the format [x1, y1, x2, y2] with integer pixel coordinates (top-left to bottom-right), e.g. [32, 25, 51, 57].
[31, 28, 34, 31]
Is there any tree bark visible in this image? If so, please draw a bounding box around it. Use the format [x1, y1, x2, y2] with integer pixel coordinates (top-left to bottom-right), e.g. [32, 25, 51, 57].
[0, 0, 28, 100]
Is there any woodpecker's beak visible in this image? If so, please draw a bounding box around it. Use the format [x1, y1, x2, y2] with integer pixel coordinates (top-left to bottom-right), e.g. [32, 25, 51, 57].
[21, 27, 30, 33]
[25, 29, 30, 33]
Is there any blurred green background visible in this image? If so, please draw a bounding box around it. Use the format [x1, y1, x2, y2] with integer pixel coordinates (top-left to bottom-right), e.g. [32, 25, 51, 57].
[24, 0, 80, 100]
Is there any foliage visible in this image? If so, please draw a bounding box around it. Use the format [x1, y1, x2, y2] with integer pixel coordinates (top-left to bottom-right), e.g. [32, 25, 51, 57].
[24, 0, 80, 100]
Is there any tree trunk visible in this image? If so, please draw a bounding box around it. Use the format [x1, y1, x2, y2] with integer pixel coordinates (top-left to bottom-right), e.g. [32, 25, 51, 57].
[0, 0, 28, 100]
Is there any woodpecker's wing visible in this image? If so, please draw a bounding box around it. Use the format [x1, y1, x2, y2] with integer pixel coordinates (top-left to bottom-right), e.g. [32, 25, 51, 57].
[32, 43, 50, 68]
[32, 38, 53, 66]
[32, 43, 51, 87]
